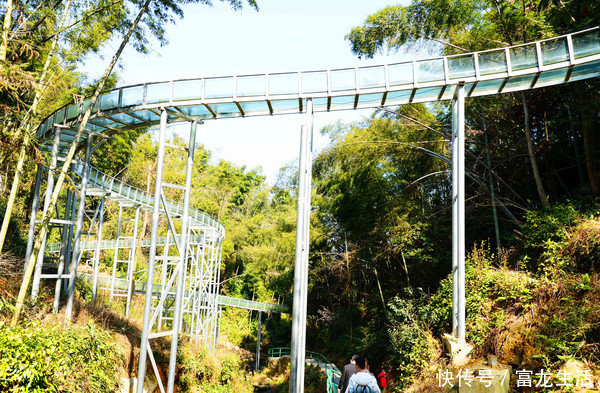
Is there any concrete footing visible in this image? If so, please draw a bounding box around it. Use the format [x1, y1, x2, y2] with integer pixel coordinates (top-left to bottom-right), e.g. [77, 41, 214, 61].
[442, 333, 473, 367]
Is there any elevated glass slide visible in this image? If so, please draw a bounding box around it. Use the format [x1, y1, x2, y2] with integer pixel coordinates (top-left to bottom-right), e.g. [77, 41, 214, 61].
[37, 28, 600, 153]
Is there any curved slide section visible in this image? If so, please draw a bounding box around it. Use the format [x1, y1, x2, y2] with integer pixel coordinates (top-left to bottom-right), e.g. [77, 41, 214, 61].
[85, 166, 224, 235]
[35, 28, 600, 154]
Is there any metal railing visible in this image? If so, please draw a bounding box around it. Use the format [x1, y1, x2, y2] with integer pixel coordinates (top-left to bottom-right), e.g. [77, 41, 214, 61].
[37, 28, 600, 143]
[78, 273, 287, 313]
[218, 295, 288, 313]
[327, 368, 342, 393]
[267, 347, 339, 373]
[86, 166, 224, 235]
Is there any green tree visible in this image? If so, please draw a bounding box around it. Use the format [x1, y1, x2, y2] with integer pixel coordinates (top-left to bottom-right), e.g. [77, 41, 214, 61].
[10, 0, 259, 326]
[308, 106, 452, 357]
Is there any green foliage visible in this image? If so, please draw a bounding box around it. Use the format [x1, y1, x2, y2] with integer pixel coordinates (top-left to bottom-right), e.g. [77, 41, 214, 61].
[522, 202, 600, 275]
[177, 341, 252, 393]
[386, 288, 439, 387]
[91, 129, 146, 176]
[346, 0, 596, 60]
[0, 322, 123, 392]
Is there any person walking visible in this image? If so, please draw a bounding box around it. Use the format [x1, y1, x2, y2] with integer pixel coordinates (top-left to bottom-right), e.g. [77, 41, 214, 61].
[377, 369, 388, 393]
[338, 354, 359, 393]
[345, 357, 381, 393]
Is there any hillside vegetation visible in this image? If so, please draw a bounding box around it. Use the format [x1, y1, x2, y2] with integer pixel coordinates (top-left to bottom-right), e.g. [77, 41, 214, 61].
[2, 0, 600, 392]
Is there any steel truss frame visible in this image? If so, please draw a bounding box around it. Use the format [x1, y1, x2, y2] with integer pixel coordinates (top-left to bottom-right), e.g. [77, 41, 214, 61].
[27, 115, 226, 393]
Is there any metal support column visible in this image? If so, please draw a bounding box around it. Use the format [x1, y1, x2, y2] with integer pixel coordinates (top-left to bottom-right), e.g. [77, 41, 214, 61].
[92, 196, 106, 302]
[53, 186, 74, 313]
[126, 206, 140, 316]
[24, 164, 43, 270]
[256, 311, 262, 371]
[32, 129, 61, 299]
[166, 121, 197, 393]
[290, 98, 313, 393]
[451, 85, 466, 343]
[110, 204, 125, 303]
[137, 109, 168, 393]
[63, 165, 78, 293]
[66, 135, 94, 321]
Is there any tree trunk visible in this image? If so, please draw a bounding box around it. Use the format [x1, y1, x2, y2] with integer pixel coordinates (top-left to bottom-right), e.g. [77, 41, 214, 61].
[0, 0, 13, 63]
[565, 102, 586, 187]
[581, 106, 599, 195]
[0, 132, 30, 254]
[522, 92, 549, 209]
[0, 0, 74, 254]
[11, 0, 153, 326]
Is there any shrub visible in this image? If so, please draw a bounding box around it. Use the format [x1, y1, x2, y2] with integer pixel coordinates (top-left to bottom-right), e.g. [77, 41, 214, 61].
[0, 322, 123, 392]
[177, 340, 253, 393]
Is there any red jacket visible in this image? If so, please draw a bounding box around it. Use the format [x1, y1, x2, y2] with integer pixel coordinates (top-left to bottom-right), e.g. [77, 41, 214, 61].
[377, 371, 388, 387]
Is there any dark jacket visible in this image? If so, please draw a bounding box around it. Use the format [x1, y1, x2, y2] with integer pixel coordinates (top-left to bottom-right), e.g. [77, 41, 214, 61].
[338, 363, 357, 393]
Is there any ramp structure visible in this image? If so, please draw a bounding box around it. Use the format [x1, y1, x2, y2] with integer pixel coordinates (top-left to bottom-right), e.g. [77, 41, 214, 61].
[28, 28, 600, 393]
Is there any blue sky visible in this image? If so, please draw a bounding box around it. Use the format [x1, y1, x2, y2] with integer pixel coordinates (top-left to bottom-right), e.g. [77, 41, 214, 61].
[87, 0, 411, 184]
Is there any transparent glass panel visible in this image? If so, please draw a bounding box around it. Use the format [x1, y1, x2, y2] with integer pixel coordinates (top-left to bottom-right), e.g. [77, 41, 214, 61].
[40, 118, 51, 135]
[132, 109, 161, 123]
[572, 30, 600, 59]
[66, 104, 79, 120]
[146, 82, 170, 104]
[509, 44, 538, 71]
[384, 90, 413, 104]
[178, 105, 213, 119]
[569, 61, 600, 81]
[301, 71, 327, 94]
[100, 90, 120, 111]
[237, 75, 266, 97]
[462, 83, 475, 96]
[357, 92, 383, 105]
[211, 103, 241, 118]
[535, 68, 568, 87]
[269, 99, 299, 112]
[388, 62, 413, 85]
[111, 112, 145, 126]
[440, 85, 457, 100]
[541, 38, 569, 65]
[330, 95, 355, 108]
[313, 97, 328, 109]
[478, 50, 507, 75]
[55, 108, 66, 124]
[503, 74, 536, 91]
[416, 59, 444, 83]
[121, 86, 144, 107]
[359, 66, 385, 89]
[414, 87, 443, 102]
[471, 79, 504, 95]
[173, 79, 203, 101]
[81, 98, 93, 115]
[89, 117, 120, 130]
[269, 73, 298, 96]
[448, 55, 476, 79]
[83, 123, 104, 133]
[166, 111, 180, 122]
[205, 77, 234, 99]
[239, 101, 270, 114]
[330, 69, 355, 91]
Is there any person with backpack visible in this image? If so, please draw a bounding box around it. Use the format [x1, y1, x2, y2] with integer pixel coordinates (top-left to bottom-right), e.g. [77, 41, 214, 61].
[377, 369, 388, 393]
[345, 356, 381, 393]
